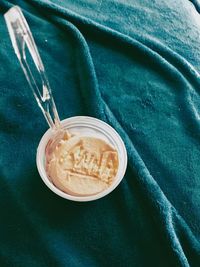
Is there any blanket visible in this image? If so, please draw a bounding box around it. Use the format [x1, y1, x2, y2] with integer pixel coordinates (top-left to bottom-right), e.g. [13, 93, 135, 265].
[0, 0, 200, 266]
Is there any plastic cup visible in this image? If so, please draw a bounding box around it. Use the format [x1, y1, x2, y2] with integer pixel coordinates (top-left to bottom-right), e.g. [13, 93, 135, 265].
[36, 116, 127, 202]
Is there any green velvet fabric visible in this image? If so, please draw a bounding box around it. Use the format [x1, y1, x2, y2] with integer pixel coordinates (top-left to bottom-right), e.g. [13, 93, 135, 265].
[0, 0, 200, 266]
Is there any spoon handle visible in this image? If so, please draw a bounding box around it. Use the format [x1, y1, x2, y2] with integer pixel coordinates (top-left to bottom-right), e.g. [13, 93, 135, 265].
[4, 6, 61, 129]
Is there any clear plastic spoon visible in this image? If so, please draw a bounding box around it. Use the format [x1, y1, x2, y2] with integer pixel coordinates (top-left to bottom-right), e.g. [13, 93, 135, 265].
[4, 6, 128, 201]
[4, 6, 61, 131]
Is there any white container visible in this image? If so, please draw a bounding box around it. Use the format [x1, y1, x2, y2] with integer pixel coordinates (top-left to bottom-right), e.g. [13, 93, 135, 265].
[36, 116, 127, 202]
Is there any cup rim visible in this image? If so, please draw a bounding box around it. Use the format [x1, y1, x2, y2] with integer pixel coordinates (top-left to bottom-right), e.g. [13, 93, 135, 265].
[36, 116, 127, 202]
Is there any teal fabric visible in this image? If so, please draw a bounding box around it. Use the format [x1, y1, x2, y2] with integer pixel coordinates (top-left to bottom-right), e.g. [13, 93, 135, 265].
[0, 0, 200, 266]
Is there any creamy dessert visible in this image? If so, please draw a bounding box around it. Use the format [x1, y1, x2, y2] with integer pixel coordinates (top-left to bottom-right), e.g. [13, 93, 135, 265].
[46, 133, 119, 196]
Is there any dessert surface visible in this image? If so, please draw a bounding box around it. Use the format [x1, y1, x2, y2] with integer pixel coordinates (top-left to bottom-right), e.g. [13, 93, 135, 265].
[46, 135, 119, 196]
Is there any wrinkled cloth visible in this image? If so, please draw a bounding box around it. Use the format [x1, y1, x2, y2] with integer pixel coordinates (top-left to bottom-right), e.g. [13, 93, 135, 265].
[0, 0, 200, 266]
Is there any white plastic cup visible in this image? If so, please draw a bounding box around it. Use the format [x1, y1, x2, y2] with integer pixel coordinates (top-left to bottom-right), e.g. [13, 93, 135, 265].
[36, 116, 127, 202]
